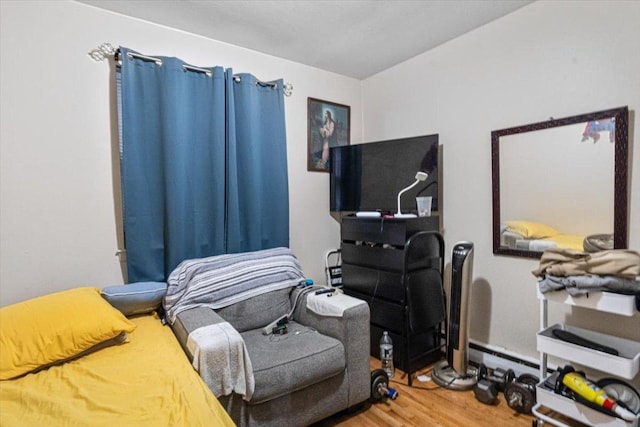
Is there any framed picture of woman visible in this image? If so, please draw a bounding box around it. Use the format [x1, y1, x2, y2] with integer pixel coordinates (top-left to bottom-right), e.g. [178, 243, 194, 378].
[307, 98, 350, 172]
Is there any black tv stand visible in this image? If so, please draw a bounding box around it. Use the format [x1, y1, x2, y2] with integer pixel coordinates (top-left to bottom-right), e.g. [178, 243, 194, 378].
[340, 215, 445, 385]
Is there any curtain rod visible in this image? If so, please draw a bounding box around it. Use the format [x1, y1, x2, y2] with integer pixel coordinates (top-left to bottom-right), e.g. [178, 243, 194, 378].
[90, 43, 292, 96]
[232, 74, 275, 89]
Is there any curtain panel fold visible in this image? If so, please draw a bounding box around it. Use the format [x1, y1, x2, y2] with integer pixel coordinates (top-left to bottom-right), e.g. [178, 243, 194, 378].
[117, 48, 289, 283]
[225, 71, 289, 253]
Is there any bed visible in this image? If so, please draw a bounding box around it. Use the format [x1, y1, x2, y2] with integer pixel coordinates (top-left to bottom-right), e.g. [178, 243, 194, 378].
[500, 220, 612, 253]
[0, 287, 235, 427]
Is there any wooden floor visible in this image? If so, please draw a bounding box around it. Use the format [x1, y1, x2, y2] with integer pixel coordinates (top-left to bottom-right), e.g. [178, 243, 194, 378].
[313, 358, 582, 427]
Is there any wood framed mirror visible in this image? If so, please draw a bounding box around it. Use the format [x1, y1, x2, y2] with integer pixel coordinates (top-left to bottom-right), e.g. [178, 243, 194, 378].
[491, 106, 629, 258]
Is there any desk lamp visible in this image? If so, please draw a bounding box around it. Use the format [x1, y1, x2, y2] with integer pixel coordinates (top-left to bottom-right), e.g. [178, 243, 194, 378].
[394, 171, 428, 218]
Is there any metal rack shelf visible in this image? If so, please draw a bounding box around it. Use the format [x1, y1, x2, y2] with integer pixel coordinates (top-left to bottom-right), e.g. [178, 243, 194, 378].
[533, 290, 639, 427]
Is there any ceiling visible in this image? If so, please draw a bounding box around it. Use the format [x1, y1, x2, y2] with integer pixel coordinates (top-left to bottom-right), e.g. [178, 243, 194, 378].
[78, 0, 533, 79]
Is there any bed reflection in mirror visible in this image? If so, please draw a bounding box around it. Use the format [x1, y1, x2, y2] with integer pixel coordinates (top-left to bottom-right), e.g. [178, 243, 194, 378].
[492, 106, 629, 258]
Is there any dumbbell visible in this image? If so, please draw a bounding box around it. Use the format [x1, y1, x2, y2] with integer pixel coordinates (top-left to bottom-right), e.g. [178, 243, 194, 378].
[504, 373, 539, 414]
[370, 369, 398, 402]
[473, 364, 515, 405]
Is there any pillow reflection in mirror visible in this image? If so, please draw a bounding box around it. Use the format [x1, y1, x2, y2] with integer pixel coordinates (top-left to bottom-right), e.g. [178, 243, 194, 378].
[505, 220, 559, 239]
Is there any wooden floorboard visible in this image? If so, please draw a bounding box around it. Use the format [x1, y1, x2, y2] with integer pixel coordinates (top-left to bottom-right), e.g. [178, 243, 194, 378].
[312, 358, 584, 427]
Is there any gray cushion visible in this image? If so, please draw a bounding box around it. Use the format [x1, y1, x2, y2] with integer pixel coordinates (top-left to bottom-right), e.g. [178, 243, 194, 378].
[241, 321, 345, 404]
[217, 288, 292, 332]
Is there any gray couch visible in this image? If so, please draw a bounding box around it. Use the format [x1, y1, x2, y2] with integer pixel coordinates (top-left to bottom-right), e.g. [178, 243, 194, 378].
[170, 287, 371, 427]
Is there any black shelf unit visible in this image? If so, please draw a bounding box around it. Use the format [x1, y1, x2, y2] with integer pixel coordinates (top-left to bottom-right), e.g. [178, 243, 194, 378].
[340, 216, 445, 385]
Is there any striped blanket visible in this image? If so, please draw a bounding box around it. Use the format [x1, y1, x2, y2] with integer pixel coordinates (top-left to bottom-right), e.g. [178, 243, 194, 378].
[164, 247, 305, 324]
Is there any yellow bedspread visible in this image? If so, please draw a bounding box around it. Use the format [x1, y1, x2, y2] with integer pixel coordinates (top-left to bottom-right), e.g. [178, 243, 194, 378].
[0, 312, 235, 427]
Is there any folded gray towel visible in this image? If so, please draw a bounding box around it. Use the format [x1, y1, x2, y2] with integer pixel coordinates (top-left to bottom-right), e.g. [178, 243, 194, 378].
[538, 274, 640, 296]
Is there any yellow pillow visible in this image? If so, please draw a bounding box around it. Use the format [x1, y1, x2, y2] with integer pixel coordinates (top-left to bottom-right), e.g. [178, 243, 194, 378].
[0, 287, 136, 380]
[505, 220, 560, 239]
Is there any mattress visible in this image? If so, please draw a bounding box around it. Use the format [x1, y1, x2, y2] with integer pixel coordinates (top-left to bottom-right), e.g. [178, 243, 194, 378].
[540, 234, 585, 252]
[502, 230, 585, 252]
[0, 312, 235, 427]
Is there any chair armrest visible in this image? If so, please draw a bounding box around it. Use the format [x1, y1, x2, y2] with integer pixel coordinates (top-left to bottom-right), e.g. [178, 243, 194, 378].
[292, 289, 370, 406]
[170, 307, 227, 360]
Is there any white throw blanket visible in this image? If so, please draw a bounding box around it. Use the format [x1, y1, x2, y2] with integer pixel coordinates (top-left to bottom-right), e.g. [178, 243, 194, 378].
[306, 291, 366, 317]
[186, 322, 255, 401]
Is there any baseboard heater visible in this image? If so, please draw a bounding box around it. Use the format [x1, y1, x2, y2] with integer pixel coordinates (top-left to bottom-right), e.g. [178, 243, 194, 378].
[470, 342, 537, 367]
[468, 341, 547, 379]
[433, 333, 542, 377]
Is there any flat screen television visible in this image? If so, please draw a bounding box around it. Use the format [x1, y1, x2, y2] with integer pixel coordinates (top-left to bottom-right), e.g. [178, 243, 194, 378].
[330, 134, 439, 215]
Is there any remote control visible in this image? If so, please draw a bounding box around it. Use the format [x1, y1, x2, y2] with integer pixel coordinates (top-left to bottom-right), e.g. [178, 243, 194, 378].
[552, 329, 619, 355]
[261, 316, 288, 335]
[356, 211, 381, 218]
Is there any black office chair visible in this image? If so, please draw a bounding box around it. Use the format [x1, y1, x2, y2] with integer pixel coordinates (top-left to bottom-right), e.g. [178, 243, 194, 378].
[402, 231, 446, 386]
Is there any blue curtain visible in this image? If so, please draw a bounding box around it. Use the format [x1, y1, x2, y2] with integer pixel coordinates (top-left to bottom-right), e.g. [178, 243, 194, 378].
[118, 50, 289, 282]
[119, 49, 226, 282]
[225, 71, 289, 253]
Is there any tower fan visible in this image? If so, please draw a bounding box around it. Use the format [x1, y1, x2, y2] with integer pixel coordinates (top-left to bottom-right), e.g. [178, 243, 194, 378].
[432, 241, 477, 390]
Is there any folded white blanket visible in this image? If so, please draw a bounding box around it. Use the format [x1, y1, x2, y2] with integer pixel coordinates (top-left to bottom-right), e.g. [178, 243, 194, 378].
[187, 322, 255, 401]
[306, 291, 366, 317]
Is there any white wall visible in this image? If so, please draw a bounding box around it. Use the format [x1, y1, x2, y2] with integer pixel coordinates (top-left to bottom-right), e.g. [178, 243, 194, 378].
[0, 0, 362, 306]
[362, 0, 640, 363]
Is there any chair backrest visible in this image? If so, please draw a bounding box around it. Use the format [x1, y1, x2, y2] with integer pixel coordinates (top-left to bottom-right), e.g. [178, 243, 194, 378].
[404, 231, 445, 333]
[216, 288, 292, 332]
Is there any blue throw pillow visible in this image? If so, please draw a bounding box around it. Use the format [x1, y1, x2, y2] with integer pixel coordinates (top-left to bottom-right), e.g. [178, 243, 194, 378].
[101, 282, 167, 316]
